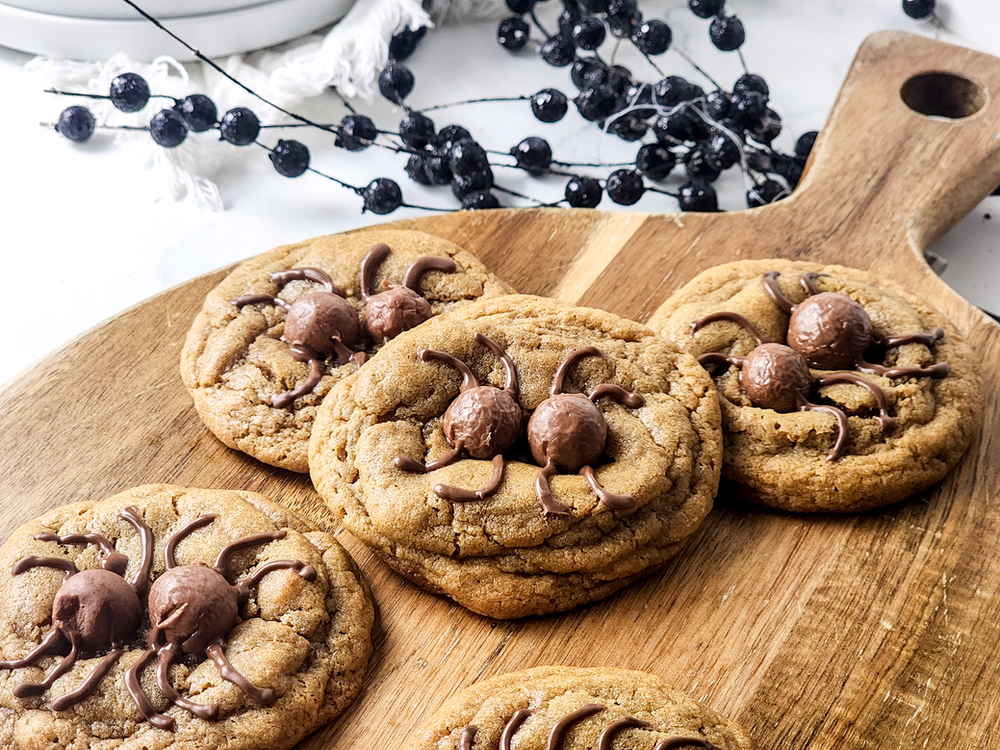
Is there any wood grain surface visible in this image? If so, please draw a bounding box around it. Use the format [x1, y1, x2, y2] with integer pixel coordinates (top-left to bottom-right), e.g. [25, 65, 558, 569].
[2, 31, 1000, 749]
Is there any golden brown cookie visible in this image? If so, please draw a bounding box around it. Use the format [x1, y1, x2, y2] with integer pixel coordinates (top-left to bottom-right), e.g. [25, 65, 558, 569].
[310, 295, 722, 619]
[0, 484, 374, 750]
[402, 666, 753, 750]
[181, 230, 513, 472]
[649, 259, 983, 512]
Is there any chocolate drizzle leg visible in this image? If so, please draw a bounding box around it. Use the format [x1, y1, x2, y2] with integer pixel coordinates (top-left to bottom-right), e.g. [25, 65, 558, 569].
[360, 242, 457, 345]
[527, 347, 645, 518]
[123, 515, 317, 731]
[232, 266, 362, 409]
[0, 507, 153, 709]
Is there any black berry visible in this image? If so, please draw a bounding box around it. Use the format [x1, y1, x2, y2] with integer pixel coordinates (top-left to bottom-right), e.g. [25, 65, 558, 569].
[219, 107, 260, 146]
[705, 130, 741, 170]
[902, 0, 935, 19]
[747, 179, 786, 207]
[269, 139, 310, 177]
[175, 94, 217, 132]
[572, 17, 606, 50]
[684, 149, 721, 183]
[451, 168, 494, 199]
[362, 178, 403, 214]
[653, 75, 696, 107]
[434, 124, 473, 154]
[729, 89, 768, 129]
[109, 73, 150, 113]
[688, 0, 723, 19]
[505, 0, 536, 13]
[539, 35, 576, 67]
[623, 82, 656, 118]
[405, 154, 433, 185]
[635, 143, 676, 180]
[389, 25, 427, 61]
[530, 88, 569, 122]
[498, 16, 530, 51]
[709, 14, 745, 51]
[705, 89, 731, 119]
[149, 109, 187, 148]
[461, 190, 501, 210]
[605, 169, 644, 205]
[608, 114, 647, 141]
[448, 138, 491, 176]
[565, 176, 603, 207]
[607, 0, 641, 38]
[772, 154, 805, 188]
[795, 130, 819, 158]
[557, 3, 582, 37]
[734, 73, 769, 99]
[678, 181, 718, 211]
[575, 85, 618, 122]
[571, 58, 609, 91]
[378, 62, 415, 104]
[750, 108, 782, 145]
[653, 109, 709, 143]
[399, 112, 436, 150]
[511, 136, 552, 175]
[336, 114, 377, 151]
[56, 106, 96, 142]
[633, 19, 672, 55]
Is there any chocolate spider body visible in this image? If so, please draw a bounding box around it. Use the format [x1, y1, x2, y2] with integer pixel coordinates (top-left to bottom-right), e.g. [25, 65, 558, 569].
[233, 267, 363, 409]
[124, 514, 317, 731]
[527, 347, 645, 517]
[360, 243, 457, 345]
[457, 703, 724, 750]
[395, 333, 521, 501]
[762, 270, 949, 377]
[690, 268, 952, 460]
[0, 507, 153, 710]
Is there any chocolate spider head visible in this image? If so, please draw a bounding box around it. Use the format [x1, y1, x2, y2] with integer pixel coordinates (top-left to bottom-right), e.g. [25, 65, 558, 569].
[787, 292, 872, 370]
[147, 563, 238, 655]
[443, 386, 522, 460]
[528, 393, 607, 472]
[282, 290, 360, 359]
[52, 569, 143, 653]
[360, 243, 457, 345]
[739, 342, 812, 412]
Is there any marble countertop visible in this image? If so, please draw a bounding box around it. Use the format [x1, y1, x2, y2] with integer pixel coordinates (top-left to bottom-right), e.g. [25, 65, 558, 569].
[1, 0, 998, 387]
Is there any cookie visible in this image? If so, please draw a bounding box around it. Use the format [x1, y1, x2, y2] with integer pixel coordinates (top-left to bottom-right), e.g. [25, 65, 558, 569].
[402, 666, 753, 750]
[648, 259, 983, 512]
[310, 295, 722, 619]
[181, 229, 513, 472]
[0, 484, 374, 750]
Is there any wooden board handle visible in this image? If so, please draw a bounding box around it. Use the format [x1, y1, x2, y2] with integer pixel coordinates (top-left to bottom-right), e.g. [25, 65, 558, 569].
[797, 31, 1000, 259]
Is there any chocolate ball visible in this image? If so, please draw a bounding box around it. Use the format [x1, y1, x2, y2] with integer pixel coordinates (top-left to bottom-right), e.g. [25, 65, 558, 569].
[740, 343, 812, 412]
[282, 292, 360, 357]
[53, 569, 142, 653]
[442, 386, 521, 459]
[787, 292, 872, 370]
[364, 285, 433, 344]
[528, 393, 607, 472]
[147, 564, 238, 655]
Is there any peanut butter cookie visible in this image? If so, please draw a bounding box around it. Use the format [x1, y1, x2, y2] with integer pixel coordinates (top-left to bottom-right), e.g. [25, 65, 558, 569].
[181, 230, 513, 472]
[649, 259, 983, 512]
[310, 295, 722, 618]
[0, 484, 373, 749]
[403, 666, 753, 750]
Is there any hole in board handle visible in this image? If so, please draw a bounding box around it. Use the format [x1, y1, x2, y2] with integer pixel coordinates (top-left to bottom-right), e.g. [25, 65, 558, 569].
[900, 72, 985, 119]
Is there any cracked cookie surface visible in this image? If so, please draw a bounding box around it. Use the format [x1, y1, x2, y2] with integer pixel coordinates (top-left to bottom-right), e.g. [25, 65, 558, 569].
[0, 484, 373, 750]
[649, 259, 983, 512]
[310, 295, 722, 619]
[402, 666, 753, 750]
[181, 230, 513, 472]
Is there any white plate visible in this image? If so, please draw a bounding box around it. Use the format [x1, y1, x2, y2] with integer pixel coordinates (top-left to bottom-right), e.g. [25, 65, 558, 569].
[3, 0, 267, 20]
[0, 0, 354, 61]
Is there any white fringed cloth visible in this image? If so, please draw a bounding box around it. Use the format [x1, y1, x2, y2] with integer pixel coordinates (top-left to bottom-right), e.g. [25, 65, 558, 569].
[27, 0, 507, 209]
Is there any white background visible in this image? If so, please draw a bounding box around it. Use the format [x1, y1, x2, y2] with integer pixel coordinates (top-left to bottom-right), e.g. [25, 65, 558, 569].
[0, 0, 997, 386]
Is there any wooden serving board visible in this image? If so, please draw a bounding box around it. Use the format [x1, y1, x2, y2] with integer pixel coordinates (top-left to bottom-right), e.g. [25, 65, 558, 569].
[2, 31, 1000, 749]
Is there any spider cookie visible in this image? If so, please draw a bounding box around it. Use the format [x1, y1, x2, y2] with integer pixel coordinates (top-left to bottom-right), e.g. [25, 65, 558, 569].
[0, 484, 374, 750]
[181, 229, 513, 472]
[310, 295, 722, 618]
[403, 666, 753, 750]
[649, 259, 983, 512]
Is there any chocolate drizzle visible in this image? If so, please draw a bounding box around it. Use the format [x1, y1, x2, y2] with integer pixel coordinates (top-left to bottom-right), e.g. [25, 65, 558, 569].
[360, 243, 457, 345]
[690, 270, 951, 461]
[233, 266, 364, 409]
[457, 703, 724, 750]
[0, 506, 153, 710]
[124, 513, 317, 731]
